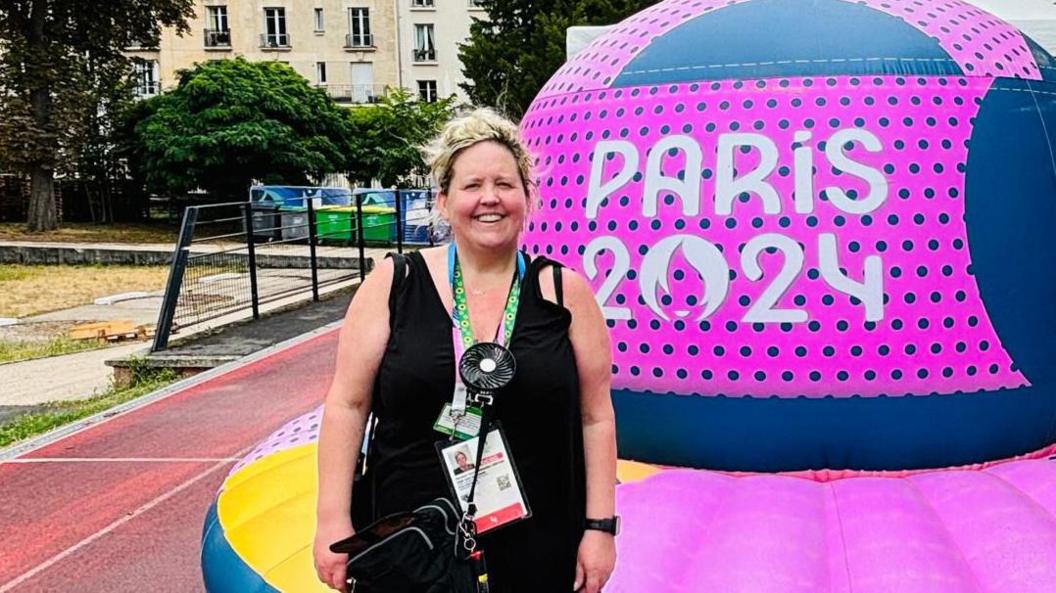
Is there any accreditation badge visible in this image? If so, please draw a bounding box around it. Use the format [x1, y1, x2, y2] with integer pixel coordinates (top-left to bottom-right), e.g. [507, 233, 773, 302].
[436, 423, 531, 534]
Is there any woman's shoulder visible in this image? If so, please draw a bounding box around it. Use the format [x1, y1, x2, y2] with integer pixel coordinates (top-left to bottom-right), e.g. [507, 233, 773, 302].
[532, 255, 592, 309]
[413, 245, 447, 269]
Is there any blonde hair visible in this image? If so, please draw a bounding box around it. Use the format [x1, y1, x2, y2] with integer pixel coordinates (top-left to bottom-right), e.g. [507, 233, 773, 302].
[422, 107, 537, 205]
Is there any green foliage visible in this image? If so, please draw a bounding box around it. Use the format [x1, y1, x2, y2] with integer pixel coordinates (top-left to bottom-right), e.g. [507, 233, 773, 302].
[126, 58, 355, 200]
[459, 0, 656, 117]
[0, 337, 103, 365]
[345, 88, 459, 188]
[0, 0, 194, 229]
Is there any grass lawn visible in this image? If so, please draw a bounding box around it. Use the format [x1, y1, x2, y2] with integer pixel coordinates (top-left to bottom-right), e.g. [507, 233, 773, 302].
[0, 222, 179, 244]
[0, 368, 179, 448]
[0, 264, 170, 318]
[0, 336, 105, 364]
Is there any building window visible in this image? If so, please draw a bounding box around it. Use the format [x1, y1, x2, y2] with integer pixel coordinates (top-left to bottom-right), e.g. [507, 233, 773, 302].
[205, 5, 230, 47]
[134, 60, 160, 97]
[317, 62, 327, 84]
[413, 24, 436, 62]
[262, 7, 289, 47]
[468, 0, 484, 7]
[412, 0, 435, 7]
[418, 80, 437, 102]
[347, 8, 373, 47]
[314, 8, 325, 32]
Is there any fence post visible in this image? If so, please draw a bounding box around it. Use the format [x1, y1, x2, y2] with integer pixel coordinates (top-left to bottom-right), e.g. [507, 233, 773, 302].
[355, 191, 367, 281]
[243, 203, 261, 320]
[152, 206, 198, 352]
[307, 198, 320, 302]
[394, 189, 404, 254]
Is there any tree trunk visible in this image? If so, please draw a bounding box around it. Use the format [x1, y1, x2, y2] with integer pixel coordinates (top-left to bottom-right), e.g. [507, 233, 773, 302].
[28, 166, 57, 231]
[26, 0, 58, 232]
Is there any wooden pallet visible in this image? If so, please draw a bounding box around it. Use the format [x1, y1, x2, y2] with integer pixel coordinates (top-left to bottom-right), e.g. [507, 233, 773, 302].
[67, 321, 155, 342]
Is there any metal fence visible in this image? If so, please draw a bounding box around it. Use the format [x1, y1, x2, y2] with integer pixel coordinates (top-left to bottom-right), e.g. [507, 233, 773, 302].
[151, 191, 436, 351]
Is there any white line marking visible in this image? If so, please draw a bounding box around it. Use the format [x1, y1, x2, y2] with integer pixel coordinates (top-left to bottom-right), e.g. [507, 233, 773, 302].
[0, 453, 241, 592]
[2, 457, 241, 464]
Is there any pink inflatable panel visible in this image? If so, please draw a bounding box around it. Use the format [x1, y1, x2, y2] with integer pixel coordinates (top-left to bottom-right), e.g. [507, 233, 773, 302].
[610, 459, 1056, 592]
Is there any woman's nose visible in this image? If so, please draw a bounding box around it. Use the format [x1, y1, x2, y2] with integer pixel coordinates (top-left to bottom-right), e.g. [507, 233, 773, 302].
[480, 186, 500, 204]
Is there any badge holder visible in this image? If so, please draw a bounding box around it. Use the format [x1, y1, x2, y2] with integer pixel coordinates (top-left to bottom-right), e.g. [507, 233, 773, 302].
[437, 342, 529, 590]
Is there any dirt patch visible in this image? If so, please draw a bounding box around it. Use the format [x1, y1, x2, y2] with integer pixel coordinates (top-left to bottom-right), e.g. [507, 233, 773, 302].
[0, 222, 179, 244]
[0, 265, 170, 318]
[0, 320, 87, 342]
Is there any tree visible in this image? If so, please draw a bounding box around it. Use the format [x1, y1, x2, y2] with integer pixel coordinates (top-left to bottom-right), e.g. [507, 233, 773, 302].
[127, 58, 355, 200]
[0, 0, 194, 231]
[345, 88, 458, 188]
[459, 0, 657, 118]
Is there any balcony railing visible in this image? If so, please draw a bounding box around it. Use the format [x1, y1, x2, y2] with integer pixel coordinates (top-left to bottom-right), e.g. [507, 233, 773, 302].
[260, 33, 291, 49]
[413, 48, 436, 62]
[136, 82, 161, 97]
[344, 33, 374, 48]
[204, 28, 231, 48]
[321, 84, 386, 104]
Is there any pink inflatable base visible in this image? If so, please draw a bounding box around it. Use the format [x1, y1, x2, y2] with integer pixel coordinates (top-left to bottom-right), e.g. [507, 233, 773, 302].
[610, 458, 1056, 593]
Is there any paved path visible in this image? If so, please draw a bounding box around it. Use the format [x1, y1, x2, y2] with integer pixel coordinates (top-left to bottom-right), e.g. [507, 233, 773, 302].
[0, 342, 147, 407]
[0, 327, 339, 592]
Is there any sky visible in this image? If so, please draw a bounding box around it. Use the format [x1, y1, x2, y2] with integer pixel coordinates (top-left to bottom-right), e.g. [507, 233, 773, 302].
[966, 0, 1056, 51]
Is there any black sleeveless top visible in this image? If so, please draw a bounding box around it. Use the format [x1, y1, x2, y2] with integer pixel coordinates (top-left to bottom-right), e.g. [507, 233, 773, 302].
[369, 250, 586, 591]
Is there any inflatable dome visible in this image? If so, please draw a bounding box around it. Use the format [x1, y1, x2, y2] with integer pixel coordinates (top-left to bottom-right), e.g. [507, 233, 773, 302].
[203, 1, 1056, 591]
[521, 0, 1056, 472]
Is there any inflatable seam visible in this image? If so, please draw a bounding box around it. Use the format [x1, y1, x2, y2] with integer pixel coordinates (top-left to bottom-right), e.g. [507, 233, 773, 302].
[901, 479, 988, 593]
[980, 470, 1056, 532]
[825, 483, 854, 593]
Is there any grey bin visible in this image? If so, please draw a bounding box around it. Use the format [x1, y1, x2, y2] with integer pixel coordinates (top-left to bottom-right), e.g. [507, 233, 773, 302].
[250, 203, 282, 242]
[280, 207, 310, 242]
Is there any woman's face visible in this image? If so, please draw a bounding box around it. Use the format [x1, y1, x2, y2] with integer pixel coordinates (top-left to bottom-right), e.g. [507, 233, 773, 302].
[438, 140, 528, 253]
[455, 452, 469, 467]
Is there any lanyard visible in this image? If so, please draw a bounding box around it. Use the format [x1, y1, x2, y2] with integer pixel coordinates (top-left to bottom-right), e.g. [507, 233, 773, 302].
[448, 244, 525, 414]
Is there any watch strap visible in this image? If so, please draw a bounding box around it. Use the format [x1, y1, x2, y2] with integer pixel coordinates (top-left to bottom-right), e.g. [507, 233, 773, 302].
[584, 516, 620, 535]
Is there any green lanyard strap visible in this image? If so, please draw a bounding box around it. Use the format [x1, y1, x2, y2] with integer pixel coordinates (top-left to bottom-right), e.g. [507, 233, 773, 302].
[449, 246, 525, 352]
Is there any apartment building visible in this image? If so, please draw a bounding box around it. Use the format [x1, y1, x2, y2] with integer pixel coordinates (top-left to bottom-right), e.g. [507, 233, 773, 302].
[126, 1, 399, 105]
[396, 0, 484, 103]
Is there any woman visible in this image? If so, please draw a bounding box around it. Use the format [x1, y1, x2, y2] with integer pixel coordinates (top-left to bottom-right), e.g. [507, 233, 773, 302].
[313, 108, 617, 593]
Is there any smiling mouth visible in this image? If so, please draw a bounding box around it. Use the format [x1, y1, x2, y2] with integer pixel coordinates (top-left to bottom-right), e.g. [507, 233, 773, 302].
[474, 214, 505, 223]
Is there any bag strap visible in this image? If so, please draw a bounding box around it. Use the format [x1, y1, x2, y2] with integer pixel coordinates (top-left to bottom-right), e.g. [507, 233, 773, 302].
[387, 252, 407, 331]
[552, 263, 564, 307]
[359, 252, 407, 475]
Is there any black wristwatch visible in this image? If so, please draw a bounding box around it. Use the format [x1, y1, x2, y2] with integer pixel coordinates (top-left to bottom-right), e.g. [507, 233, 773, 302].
[584, 516, 620, 535]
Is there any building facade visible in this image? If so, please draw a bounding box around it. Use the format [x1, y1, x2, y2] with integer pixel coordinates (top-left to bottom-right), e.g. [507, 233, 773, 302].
[395, 0, 484, 103]
[126, 0, 403, 105]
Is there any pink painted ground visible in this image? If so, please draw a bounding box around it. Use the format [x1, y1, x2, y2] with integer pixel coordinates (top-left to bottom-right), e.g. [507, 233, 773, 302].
[0, 329, 339, 592]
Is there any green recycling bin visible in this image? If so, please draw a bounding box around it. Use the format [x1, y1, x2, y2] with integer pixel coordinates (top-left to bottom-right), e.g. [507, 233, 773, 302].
[359, 205, 396, 243]
[314, 206, 356, 243]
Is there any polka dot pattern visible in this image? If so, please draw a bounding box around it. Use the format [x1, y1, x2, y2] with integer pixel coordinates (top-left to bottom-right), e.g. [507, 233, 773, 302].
[521, 76, 1028, 398]
[230, 406, 322, 475]
[538, 0, 1041, 100]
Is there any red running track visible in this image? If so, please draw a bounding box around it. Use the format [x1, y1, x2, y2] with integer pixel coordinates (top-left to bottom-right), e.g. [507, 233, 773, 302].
[0, 328, 340, 593]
